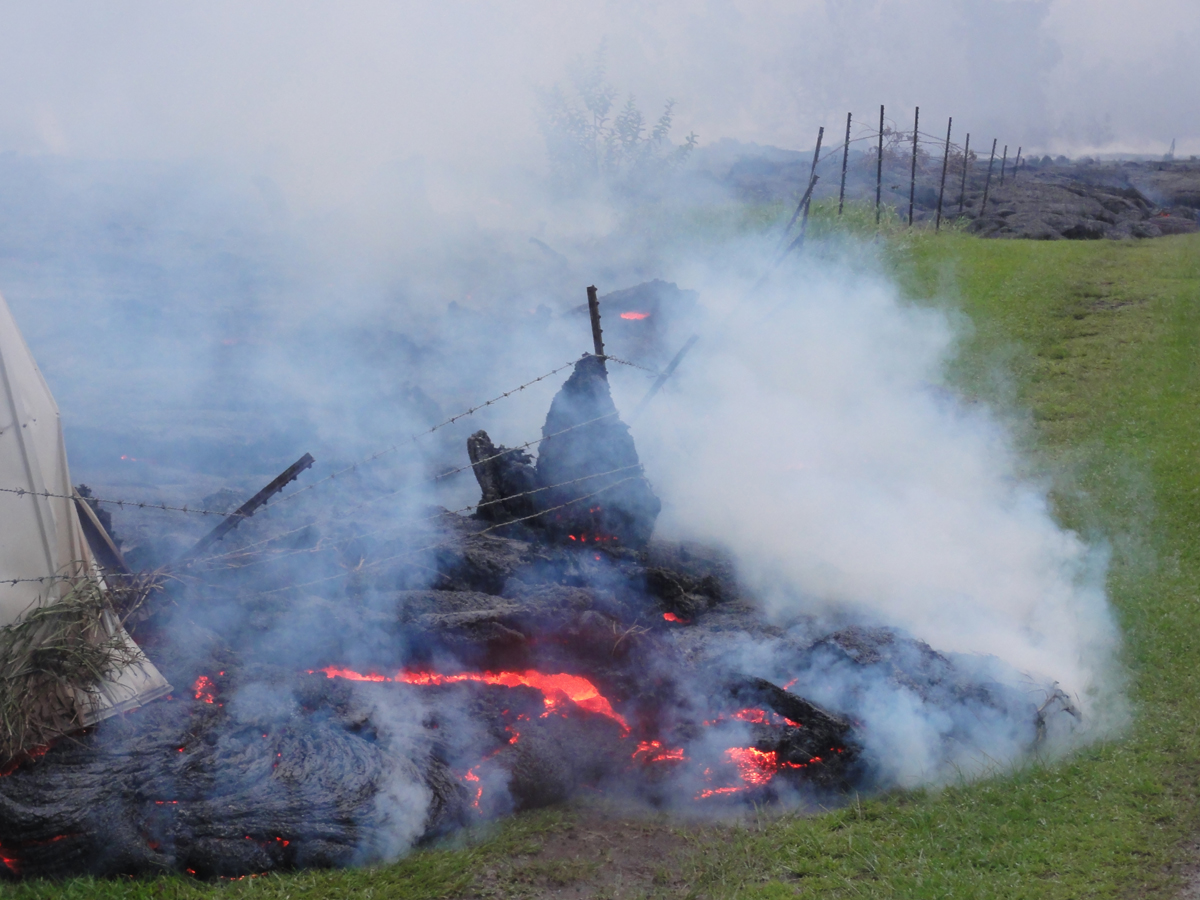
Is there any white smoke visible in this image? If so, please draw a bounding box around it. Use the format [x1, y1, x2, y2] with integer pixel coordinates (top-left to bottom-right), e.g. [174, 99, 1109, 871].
[637, 244, 1123, 749]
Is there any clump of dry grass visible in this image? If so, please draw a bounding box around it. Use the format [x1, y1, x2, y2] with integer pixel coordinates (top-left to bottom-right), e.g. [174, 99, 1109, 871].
[0, 574, 159, 763]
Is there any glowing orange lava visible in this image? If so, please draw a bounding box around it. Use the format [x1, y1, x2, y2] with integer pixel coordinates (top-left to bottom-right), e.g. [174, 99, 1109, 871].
[312, 667, 629, 731]
[0, 743, 50, 778]
[695, 746, 815, 799]
[620, 312, 650, 320]
[193, 676, 216, 704]
[632, 740, 687, 763]
[702, 707, 800, 728]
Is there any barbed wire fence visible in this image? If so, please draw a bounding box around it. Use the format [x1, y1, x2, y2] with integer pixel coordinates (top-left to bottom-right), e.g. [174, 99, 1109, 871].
[1, 353, 658, 587]
[780, 105, 1023, 242]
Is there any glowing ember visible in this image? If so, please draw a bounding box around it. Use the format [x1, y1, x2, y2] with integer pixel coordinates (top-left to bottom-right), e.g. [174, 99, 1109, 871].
[192, 675, 217, 704]
[313, 667, 629, 731]
[0, 743, 50, 778]
[0, 842, 19, 875]
[463, 767, 484, 808]
[726, 747, 789, 787]
[695, 746, 816, 799]
[702, 707, 800, 728]
[631, 740, 687, 763]
[662, 612, 689, 624]
[312, 666, 389, 682]
[619, 311, 650, 320]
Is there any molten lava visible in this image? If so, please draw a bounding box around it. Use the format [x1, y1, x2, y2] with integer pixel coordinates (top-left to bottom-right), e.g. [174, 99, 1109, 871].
[632, 740, 687, 764]
[703, 707, 800, 728]
[0, 744, 51, 778]
[193, 675, 217, 704]
[311, 667, 629, 731]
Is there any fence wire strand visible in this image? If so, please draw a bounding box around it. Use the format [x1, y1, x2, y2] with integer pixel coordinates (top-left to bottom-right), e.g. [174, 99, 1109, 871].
[0, 358, 583, 521]
[191, 463, 646, 574]
[247, 475, 641, 597]
[183, 410, 622, 568]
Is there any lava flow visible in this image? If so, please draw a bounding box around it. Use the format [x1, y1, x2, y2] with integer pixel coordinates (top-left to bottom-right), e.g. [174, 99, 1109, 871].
[632, 740, 687, 764]
[696, 747, 816, 799]
[310, 667, 629, 730]
[704, 707, 800, 728]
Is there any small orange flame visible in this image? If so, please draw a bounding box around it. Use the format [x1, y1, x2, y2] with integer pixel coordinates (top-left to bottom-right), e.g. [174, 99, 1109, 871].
[620, 312, 650, 320]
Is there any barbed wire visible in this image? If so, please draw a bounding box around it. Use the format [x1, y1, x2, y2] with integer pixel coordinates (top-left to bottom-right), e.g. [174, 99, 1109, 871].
[263, 358, 582, 510]
[0, 358, 583, 522]
[432, 411, 619, 483]
[249, 475, 641, 598]
[598, 353, 661, 376]
[183, 410, 623, 568]
[191, 463, 647, 574]
[0, 486, 253, 519]
[2, 574, 78, 586]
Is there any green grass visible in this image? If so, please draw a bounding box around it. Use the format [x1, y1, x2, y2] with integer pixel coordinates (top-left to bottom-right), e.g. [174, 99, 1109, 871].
[6, 231, 1200, 898]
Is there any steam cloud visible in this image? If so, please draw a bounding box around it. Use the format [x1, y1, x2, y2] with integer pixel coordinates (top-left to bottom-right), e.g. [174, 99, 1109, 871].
[635, 246, 1124, 783]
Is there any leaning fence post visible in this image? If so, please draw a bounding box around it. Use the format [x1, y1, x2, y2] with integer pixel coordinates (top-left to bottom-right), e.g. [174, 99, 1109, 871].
[802, 126, 824, 231]
[999, 144, 1008, 186]
[1012, 146, 1022, 182]
[809, 125, 824, 184]
[908, 106, 919, 226]
[981, 138, 998, 213]
[586, 285, 605, 371]
[958, 132, 971, 215]
[838, 112, 852, 216]
[779, 126, 825, 241]
[936, 116, 952, 232]
[876, 105, 884, 225]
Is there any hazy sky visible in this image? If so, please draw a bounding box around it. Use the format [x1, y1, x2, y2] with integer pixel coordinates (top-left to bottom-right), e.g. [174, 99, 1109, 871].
[0, 1, 1194, 203]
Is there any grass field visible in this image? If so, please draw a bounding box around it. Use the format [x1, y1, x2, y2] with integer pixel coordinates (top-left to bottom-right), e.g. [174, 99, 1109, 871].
[4, 229, 1200, 899]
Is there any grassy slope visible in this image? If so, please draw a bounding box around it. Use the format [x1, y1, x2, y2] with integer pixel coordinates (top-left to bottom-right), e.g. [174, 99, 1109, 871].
[4, 231, 1200, 899]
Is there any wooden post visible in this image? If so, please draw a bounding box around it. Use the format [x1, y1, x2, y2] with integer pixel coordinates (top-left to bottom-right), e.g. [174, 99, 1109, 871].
[809, 125, 824, 184]
[586, 285, 605, 364]
[876, 105, 884, 225]
[958, 132, 971, 215]
[999, 144, 1008, 186]
[908, 107, 919, 226]
[780, 126, 826, 241]
[800, 126, 824, 234]
[1012, 146, 1022, 182]
[179, 453, 315, 564]
[981, 138, 998, 213]
[935, 117, 952, 232]
[630, 334, 700, 422]
[838, 112, 852, 216]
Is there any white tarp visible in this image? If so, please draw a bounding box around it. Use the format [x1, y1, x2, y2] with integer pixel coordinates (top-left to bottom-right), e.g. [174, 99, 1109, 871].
[0, 291, 170, 725]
